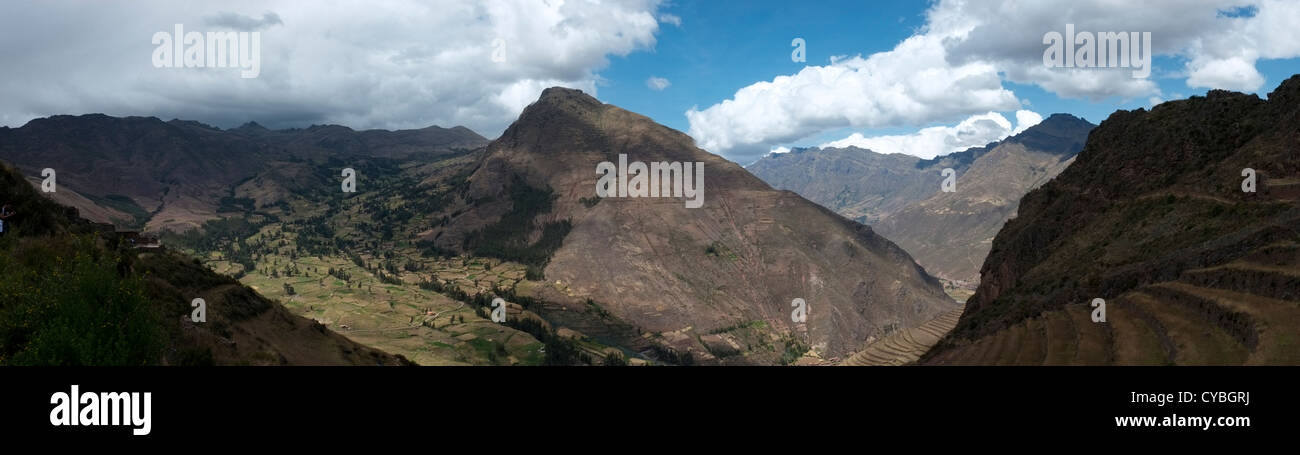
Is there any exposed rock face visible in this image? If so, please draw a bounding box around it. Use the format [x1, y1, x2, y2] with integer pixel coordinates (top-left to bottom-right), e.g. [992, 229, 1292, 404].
[436, 87, 957, 360]
[923, 76, 1300, 365]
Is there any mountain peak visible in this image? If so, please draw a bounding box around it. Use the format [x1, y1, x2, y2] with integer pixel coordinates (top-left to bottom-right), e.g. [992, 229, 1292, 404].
[452, 91, 955, 361]
[1268, 73, 1300, 106]
[236, 121, 268, 131]
[538, 86, 594, 101]
[1024, 113, 1093, 132]
[1006, 112, 1095, 156]
[1040, 112, 1085, 123]
[526, 86, 605, 117]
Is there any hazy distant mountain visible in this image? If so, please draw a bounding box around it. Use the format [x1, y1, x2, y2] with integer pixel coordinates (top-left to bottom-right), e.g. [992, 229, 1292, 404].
[746, 146, 935, 225]
[924, 76, 1300, 365]
[748, 114, 1095, 288]
[0, 115, 487, 232]
[874, 114, 1095, 286]
[428, 87, 957, 362]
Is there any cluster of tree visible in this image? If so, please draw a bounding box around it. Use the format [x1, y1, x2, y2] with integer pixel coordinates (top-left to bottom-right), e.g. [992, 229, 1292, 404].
[285, 216, 338, 257]
[777, 333, 809, 366]
[505, 316, 593, 366]
[327, 267, 352, 282]
[648, 344, 695, 366]
[375, 269, 402, 285]
[461, 176, 572, 279]
[601, 351, 628, 366]
[164, 216, 266, 254]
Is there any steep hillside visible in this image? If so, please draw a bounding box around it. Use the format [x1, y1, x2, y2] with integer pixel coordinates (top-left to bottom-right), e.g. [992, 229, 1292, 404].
[923, 76, 1300, 365]
[874, 114, 1094, 286]
[428, 87, 957, 361]
[0, 161, 410, 366]
[842, 307, 964, 366]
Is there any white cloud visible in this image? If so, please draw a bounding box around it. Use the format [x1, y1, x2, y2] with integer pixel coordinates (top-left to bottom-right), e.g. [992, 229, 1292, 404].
[690, 0, 1300, 162]
[818, 110, 1041, 159]
[658, 13, 681, 27]
[940, 0, 1300, 96]
[1187, 56, 1265, 92]
[1012, 110, 1044, 135]
[646, 76, 671, 91]
[685, 30, 1021, 162]
[0, 0, 666, 137]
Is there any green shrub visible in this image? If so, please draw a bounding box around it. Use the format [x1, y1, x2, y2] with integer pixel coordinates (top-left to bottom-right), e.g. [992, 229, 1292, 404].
[0, 236, 164, 365]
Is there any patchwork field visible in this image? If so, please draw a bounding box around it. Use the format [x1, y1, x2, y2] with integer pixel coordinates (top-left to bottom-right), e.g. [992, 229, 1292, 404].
[194, 222, 650, 365]
[201, 225, 543, 365]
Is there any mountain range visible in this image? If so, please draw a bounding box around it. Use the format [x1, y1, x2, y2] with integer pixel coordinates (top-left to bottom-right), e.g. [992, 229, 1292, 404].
[749, 114, 1095, 288]
[9, 74, 1296, 366]
[0, 115, 487, 232]
[0, 88, 957, 364]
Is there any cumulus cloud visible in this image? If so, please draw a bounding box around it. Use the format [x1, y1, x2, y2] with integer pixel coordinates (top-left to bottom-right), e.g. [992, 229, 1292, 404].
[940, 0, 1300, 96]
[0, 0, 668, 137]
[685, 32, 1021, 162]
[690, 0, 1300, 162]
[658, 13, 681, 27]
[1012, 110, 1044, 135]
[818, 110, 1042, 160]
[646, 76, 671, 91]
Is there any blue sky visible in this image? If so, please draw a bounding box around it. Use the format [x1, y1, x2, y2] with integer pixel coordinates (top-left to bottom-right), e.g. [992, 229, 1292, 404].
[598, 0, 925, 134]
[591, 0, 1300, 162]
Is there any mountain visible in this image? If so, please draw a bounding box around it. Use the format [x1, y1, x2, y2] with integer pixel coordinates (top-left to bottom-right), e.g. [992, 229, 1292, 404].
[745, 147, 936, 225]
[873, 114, 1095, 286]
[427, 87, 957, 362]
[922, 76, 1300, 365]
[748, 114, 1095, 289]
[0, 115, 488, 232]
[0, 111, 647, 366]
[0, 161, 410, 365]
[0, 90, 956, 364]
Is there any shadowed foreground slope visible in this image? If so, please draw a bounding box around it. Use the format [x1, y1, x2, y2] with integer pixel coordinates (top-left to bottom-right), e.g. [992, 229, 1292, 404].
[0, 162, 410, 365]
